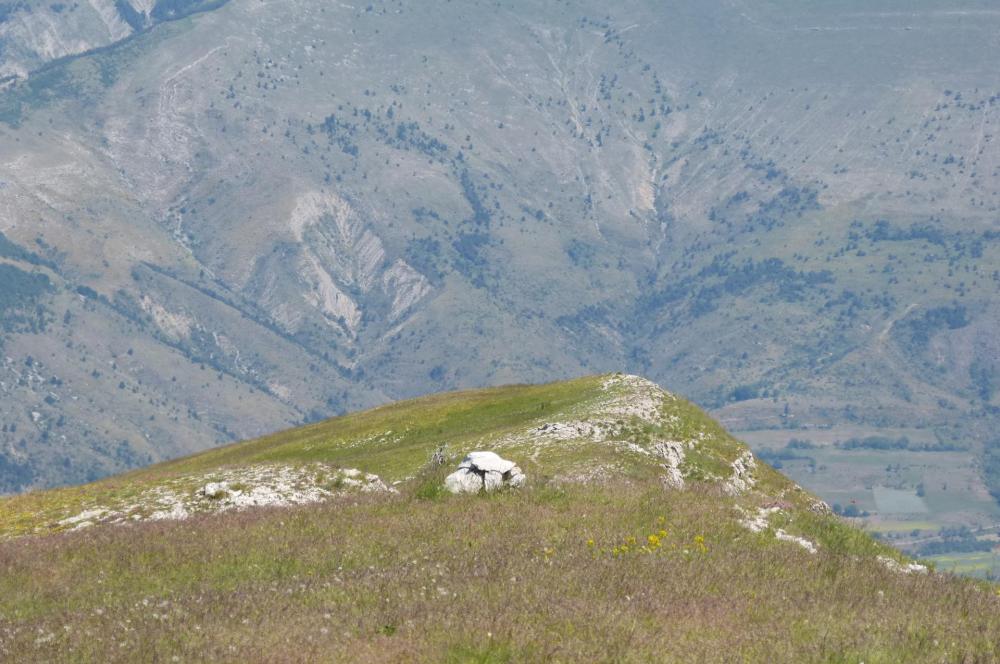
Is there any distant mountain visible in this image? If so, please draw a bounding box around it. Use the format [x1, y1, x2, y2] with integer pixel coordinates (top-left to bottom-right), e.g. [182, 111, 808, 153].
[7, 374, 993, 662]
[0, 0, 228, 83]
[0, 0, 998, 502]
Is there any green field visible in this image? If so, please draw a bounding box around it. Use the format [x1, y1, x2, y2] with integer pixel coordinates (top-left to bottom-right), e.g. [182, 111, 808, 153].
[741, 436, 1000, 525]
[872, 487, 929, 515]
[927, 551, 1000, 580]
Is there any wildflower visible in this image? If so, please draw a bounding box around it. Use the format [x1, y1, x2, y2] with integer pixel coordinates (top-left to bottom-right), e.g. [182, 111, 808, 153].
[647, 534, 661, 548]
[587, 538, 595, 548]
[657, 516, 667, 526]
[626, 536, 637, 546]
[658, 529, 668, 538]
[694, 535, 708, 553]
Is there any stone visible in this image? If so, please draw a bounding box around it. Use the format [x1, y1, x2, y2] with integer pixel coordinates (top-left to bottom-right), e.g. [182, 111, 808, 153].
[444, 451, 526, 494]
[201, 482, 229, 499]
[444, 468, 485, 494]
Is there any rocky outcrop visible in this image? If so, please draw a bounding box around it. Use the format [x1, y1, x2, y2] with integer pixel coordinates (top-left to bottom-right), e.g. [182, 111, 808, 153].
[444, 452, 526, 494]
[724, 450, 757, 496]
[878, 556, 928, 574]
[650, 441, 687, 490]
[49, 464, 394, 533]
[739, 505, 819, 554]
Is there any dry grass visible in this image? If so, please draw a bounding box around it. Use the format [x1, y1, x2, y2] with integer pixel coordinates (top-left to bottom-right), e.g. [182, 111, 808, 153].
[1, 479, 998, 663]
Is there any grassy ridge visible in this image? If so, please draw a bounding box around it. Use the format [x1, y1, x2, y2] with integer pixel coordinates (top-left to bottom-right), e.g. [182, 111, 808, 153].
[1, 482, 998, 662]
[0, 376, 605, 537]
[0, 374, 778, 538]
[151, 375, 604, 477]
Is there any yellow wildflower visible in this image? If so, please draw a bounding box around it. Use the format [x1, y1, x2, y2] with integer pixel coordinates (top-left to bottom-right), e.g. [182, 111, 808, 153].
[647, 534, 661, 548]
[587, 538, 595, 548]
[658, 529, 668, 538]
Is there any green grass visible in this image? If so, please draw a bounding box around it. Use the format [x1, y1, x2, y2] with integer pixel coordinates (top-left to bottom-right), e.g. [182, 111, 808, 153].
[868, 520, 939, 534]
[772, 445, 1000, 537]
[926, 551, 1000, 579]
[1, 374, 805, 538]
[1, 481, 997, 662]
[0, 374, 997, 661]
[0, 376, 604, 536]
[872, 487, 929, 514]
[151, 375, 605, 477]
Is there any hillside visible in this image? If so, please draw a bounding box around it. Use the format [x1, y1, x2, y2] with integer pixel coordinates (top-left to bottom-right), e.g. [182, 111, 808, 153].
[0, 0, 998, 512]
[1, 375, 997, 662]
[0, 0, 230, 83]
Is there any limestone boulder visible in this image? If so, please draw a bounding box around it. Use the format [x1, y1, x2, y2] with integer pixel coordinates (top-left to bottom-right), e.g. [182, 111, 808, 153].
[444, 451, 526, 494]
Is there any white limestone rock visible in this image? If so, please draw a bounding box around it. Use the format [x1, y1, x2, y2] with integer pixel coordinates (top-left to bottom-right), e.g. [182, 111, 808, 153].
[651, 441, 686, 490]
[444, 468, 486, 494]
[201, 482, 229, 499]
[878, 555, 929, 574]
[444, 451, 526, 494]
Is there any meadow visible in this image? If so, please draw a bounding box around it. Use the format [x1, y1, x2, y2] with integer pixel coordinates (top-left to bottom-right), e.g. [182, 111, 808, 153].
[1, 375, 997, 662]
[2, 479, 999, 663]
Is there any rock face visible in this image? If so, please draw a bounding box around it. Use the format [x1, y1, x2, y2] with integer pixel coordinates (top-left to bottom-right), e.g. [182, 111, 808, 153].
[444, 452, 526, 494]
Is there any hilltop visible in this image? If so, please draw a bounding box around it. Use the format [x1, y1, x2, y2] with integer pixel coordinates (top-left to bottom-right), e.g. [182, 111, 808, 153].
[0, 0, 999, 512]
[0, 375, 997, 662]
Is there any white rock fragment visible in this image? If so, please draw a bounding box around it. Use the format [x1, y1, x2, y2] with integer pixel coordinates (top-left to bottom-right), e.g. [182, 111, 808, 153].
[444, 466, 485, 493]
[740, 506, 782, 533]
[809, 500, 832, 514]
[148, 501, 190, 521]
[651, 441, 686, 490]
[51, 463, 395, 531]
[739, 506, 817, 553]
[775, 529, 818, 554]
[200, 482, 229, 499]
[724, 450, 757, 496]
[58, 508, 112, 528]
[529, 421, 600, 441]
[878, 555, 928, 574]
[444, 451, 526, 494]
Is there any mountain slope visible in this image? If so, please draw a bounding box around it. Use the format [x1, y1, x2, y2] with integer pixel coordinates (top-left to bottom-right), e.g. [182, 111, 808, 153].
[0, 0, 998, 521]
[0, 0, 230, 83]
[0, 374, 997, 662]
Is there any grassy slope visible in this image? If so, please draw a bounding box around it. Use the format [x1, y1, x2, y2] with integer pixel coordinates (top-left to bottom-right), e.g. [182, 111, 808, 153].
[0, 374, 998, 662]
[0, 374, 772, 537]
[3, 0, 1000, 500]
